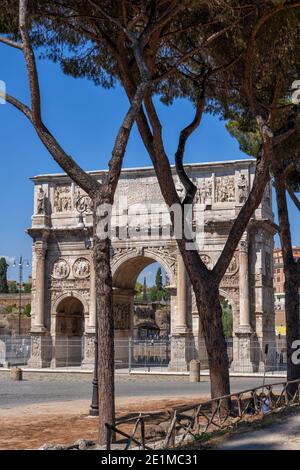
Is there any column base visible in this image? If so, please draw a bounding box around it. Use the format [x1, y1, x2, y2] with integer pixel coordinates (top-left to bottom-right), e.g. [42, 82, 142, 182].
[30, 326, 48, 333]
[82, 333, 95, 369]
[27, 331, 52, 368]
[168, 333, 194, 372]
[231, 331, 256, 373]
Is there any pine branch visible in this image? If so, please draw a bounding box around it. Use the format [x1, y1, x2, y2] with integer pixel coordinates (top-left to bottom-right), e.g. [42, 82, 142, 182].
[0, 37, 23, 49]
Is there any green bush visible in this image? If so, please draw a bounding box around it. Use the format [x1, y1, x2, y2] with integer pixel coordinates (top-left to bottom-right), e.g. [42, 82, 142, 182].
[23, 303, 31, 317]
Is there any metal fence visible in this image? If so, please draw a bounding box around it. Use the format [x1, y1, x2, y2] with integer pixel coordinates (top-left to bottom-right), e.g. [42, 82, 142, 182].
[0, 335, 288, 373]
[127, 338, 287, 374]
[0, 336, 31, 367]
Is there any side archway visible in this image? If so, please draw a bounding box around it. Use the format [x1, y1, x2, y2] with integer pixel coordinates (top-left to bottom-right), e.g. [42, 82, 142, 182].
[52, 292, 87, 367]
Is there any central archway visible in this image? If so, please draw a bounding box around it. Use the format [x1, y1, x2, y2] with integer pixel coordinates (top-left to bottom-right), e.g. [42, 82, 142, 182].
[111, 252, 175, 367]
[55, 296, 84, 366]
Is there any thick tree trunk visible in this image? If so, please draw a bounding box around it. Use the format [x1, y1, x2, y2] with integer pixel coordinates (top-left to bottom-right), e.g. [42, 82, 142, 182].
[93, 206, 115, 444]
[275, 176, 300, 396]
[195, 283, 230, 407]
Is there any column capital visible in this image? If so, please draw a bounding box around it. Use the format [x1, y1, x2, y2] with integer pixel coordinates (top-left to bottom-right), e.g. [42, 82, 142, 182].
[239, 239, 248, 252]
[34, 238, 48, 258]
[34, 245, 46, 259]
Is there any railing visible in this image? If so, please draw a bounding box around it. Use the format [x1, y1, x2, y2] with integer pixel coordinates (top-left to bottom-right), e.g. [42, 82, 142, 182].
[0, 336, 31, 366]
[105, 378, 300, 450]
[0, 336, 289, 373]
[106, 414, 152, 450]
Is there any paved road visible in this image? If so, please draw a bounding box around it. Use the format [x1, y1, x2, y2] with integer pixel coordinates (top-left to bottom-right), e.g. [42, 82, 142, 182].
[0, 375, 278, 408]
[217, 410, 300, 450]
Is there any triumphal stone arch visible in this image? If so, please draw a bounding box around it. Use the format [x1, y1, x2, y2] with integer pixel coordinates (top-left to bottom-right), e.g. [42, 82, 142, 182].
[27, 159, 276, 371]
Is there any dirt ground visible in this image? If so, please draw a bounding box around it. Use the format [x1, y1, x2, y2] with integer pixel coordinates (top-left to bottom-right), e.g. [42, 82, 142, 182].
[0, 396, 205, 450]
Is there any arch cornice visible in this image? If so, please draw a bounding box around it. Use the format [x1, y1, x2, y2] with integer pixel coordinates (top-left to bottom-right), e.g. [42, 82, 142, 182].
[111, 245, 177, 286]
[52, 291, 89, 315]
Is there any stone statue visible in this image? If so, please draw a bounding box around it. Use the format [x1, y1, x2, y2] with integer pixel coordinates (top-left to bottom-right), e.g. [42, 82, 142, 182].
[36, 187, 45, 215]
[0, 257, 9, 293]
[237, 174, 248, 203]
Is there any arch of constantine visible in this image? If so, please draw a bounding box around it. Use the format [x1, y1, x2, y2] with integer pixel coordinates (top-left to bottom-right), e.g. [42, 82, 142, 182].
[27, 159, 276, 372]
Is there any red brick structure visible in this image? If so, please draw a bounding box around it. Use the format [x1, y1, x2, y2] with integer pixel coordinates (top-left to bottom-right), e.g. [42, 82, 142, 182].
[274, 246, 300, 335]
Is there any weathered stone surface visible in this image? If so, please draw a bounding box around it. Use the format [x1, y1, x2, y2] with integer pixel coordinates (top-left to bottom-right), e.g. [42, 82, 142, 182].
[28, 160, 276, 372]
[10, 367, 22, 381]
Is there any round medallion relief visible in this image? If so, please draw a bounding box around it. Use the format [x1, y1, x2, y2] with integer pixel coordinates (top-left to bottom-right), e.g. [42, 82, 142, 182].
[73, 258, 91, 278]
[52, 258, 70, 279]
[200, 254, 212, 269]
[225, 255, 239, 276]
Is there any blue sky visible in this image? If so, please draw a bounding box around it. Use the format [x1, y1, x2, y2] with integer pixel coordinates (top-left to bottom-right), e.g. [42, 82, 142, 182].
[0, 45, 299, 284]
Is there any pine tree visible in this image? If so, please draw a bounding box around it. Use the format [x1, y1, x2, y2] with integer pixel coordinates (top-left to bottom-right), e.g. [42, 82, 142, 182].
[155, 267, 163, 292]
[0, 258, 9, 294]
[143, 277, 147, 301]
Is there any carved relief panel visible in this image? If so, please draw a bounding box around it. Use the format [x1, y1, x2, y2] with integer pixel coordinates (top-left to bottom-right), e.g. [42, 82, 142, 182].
[195, 177, 213, 204]
[73, 258, 91, 279]
[53, 185, 72, 212]
[215, 176, 235, 202]
[74, 188, 93, 213]
[52, 258, 70, 279]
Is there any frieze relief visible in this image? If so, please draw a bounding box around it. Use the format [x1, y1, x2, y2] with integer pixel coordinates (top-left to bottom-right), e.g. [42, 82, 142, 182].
[50, 278, 91, 291]
[221, 275, 239, 288]
[215, 176, 235, 202]
[195, 177, 213, 205]
[54, 185, 72, 213]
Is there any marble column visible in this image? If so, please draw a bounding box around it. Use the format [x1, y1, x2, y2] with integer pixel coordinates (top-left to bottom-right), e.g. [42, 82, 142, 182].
[176, 254, 188, 331]
[33, 243, 47, 331]
[28, 238, 51, 367]
[239, 240, 251, 331]
[82, 259, 96, 367]
[168, 254, 192, 372]
[231, 239, 254, 372]
[88, 260, 96, 330]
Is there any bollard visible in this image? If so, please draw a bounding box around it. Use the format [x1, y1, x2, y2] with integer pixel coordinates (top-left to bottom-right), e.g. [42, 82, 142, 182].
[189, 359, 200, 382]
[10, 367, 23, 381]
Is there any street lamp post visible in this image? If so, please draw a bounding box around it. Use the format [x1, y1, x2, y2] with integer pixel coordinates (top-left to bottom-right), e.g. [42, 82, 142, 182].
[75, 195, 99, 416]
[89, 310, 99, 416]
[13, 256, 30, 336]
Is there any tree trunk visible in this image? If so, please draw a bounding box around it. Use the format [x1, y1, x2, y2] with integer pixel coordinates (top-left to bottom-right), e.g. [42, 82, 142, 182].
[93, 206, 115, 444]
[196, 283, 230, 407]
[275, 175, 300, 396]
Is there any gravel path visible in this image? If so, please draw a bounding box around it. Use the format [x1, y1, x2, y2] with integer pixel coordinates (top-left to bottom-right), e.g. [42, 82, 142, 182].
[217, 409, 300, 450]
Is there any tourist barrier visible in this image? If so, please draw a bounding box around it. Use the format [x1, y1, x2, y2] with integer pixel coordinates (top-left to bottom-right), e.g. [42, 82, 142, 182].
[105, 378, 300, 450]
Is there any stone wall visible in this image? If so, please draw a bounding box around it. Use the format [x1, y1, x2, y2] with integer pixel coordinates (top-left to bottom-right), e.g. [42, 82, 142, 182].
[0, 293, 31, 308]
